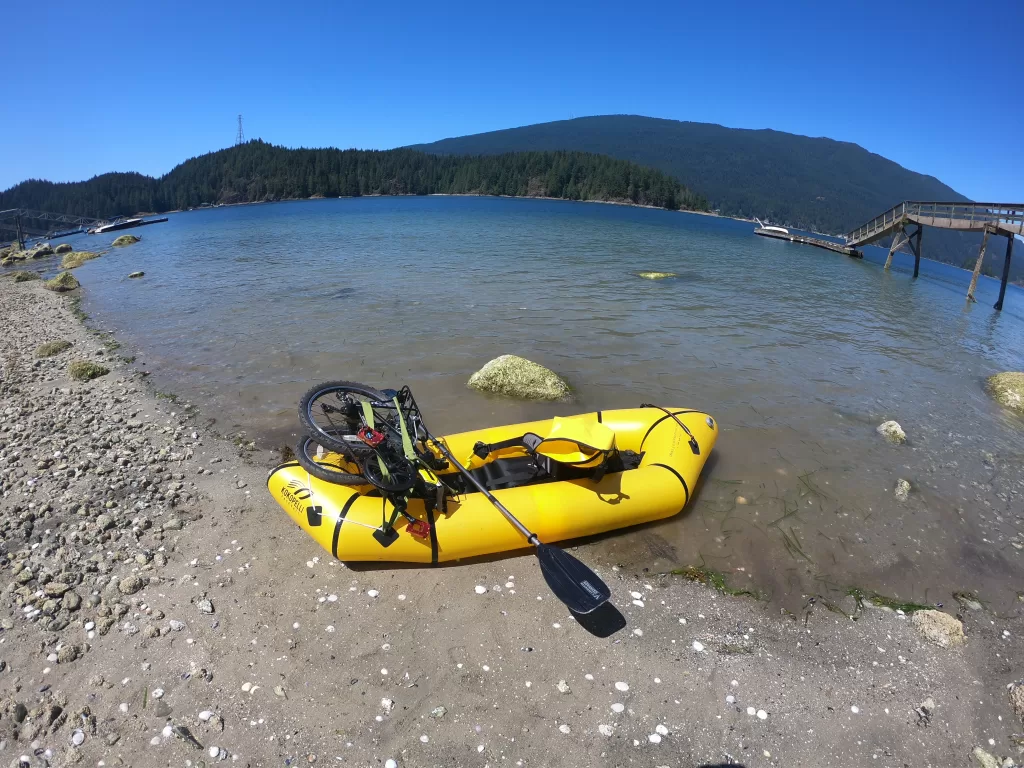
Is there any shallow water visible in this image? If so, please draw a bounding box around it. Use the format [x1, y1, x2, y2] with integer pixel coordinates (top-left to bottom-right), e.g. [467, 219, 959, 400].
[34, 196, 1024, 610]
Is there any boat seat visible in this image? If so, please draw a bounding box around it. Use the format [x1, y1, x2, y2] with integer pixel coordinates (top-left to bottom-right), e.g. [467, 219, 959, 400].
[456, 449, 644, 494]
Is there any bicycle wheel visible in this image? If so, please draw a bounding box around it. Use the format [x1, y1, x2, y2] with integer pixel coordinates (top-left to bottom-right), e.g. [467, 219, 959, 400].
[294, 433, 366, 485]
[298, 380, 390, 454]
[361, 455, 418, 493]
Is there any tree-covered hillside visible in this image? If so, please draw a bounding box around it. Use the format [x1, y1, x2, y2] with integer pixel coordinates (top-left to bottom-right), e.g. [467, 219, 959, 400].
[412, 115, 966, 234]
[0, 142, 707, 217]
[412, 115, 1018, 280]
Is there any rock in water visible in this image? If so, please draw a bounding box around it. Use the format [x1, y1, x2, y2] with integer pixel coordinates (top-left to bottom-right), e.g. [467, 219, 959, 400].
[986, 372, 1024, 414]
[894, 479, 911, 502]
[1009, 681, 1024, 727]
[636, 271, 678, 280]
[876, 420, 906, 444]
[468, 355, 572, 401]
[44, 271, 80, 292]
[912, 609, 965, 648]
[55, 243, 73, 253]
[62, 251, 101, 269]
[128, 271, 145, 278]
[27, 243, 54, 258]
[68, 360, 110, 382]
[112, 234, 141, 246]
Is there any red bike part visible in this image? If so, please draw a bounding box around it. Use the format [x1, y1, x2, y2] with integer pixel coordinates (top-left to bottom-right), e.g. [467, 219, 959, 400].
[357, 426, 385, 448]
[406, 519, 431, 539]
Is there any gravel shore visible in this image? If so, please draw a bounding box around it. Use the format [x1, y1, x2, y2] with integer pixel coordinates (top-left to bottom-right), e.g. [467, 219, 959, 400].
[2, 277, 1022, 768]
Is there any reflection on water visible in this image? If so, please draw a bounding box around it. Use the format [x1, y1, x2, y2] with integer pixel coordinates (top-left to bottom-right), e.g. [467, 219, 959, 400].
[55, 196, 1024, 610]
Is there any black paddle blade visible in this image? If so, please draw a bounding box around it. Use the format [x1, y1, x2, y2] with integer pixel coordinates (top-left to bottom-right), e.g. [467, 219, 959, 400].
[536, 543, 611, 614]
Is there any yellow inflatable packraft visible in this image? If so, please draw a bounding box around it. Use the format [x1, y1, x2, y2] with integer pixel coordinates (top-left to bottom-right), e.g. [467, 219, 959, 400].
[267, 406, 717, 563]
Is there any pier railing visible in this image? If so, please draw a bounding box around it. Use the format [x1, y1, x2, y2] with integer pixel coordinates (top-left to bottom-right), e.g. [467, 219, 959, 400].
[846, 201, 1024, 246]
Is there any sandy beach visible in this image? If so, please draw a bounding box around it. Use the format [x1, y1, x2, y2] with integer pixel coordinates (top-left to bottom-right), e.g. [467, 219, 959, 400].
[2, 275, 1023, 768]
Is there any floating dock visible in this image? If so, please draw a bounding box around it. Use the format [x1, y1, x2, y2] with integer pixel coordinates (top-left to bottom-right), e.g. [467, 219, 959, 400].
[755, 228, 862, 258]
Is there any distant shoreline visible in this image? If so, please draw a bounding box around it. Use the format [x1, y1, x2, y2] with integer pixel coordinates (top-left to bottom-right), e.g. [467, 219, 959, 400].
[164, 191, 756, 225]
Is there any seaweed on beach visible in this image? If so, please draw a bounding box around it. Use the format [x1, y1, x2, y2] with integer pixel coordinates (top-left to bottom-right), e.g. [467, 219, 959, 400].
[846, 587, 932, 615]
[669, 564, 761, 599]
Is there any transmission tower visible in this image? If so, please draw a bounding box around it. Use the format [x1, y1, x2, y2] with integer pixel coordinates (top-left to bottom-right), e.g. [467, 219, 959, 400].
[235, 114, 244, 145]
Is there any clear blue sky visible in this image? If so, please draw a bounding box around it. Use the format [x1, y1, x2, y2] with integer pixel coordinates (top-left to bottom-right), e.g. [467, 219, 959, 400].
[4, 0, 1022, 201]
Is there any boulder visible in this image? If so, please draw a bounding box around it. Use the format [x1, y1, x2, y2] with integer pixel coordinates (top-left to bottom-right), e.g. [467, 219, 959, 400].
[27, 243, 54, 258]
[636, 271, 678, 280]
[468, 355, 572, 401]
[876, 420, 906, 444]
[61, 251, 101, 269]
[44, 271, 80, 292]
[112, 234, 140, 246]
[912, 609, 964, 648]
[127, 271, 145, 278]
[68, 360, 109, 382]
[12, 271, 40, 283]
[55, 243, 73, 253]
[986, 372, 1024, 414]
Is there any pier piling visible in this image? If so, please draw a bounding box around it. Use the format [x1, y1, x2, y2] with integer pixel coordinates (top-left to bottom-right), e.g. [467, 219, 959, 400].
[967, 227, 991, 302]
[994, 235, 1015, 311]
[847, 201, 1023, 310]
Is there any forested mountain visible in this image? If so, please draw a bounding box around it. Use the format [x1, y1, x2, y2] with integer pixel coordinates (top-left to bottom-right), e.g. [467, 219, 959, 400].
[0, 141, 707, 217]
[412, 115, 965, 233]
[413, 115, 1018, 280]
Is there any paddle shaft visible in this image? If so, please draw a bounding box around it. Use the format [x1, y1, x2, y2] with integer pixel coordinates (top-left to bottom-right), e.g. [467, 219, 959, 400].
[430, 439, 539, 545]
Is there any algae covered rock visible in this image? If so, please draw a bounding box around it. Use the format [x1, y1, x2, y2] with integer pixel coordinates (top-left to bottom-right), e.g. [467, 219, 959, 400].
[36, 340, 73, 358]
[971, 747, 1000, 768]
[468, 355, 572, 401]
[636, 271, 678, 280]
[55, 243, 73, 254]
[11, 271, 40, 283]
[62, 251, 101, 269]
[27, 243, 54, 259]
[911, 609, 964, 648]
[68, 360, 109, 382]
[127, 271, 145, 278]
[986, 372, 1024, 414]
[112, 234, 140, 246]
[894, 478, 910, 502]
[876, 420, 906, 445]
[44, 271, 80, 292]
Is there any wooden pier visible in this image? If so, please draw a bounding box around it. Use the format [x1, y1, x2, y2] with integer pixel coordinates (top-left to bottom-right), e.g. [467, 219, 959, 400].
[755, 227, 862, 257]
[845, 201, 1022, 310]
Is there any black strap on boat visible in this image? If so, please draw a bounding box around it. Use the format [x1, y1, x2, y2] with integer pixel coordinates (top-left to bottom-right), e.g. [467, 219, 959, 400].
[473, 433, 543, 460]
[640, 403, 700, 455]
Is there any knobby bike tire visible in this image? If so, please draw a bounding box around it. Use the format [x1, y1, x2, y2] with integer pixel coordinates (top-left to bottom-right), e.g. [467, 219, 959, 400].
[294, 435, 367, 485]
[297, 380, 389, 454]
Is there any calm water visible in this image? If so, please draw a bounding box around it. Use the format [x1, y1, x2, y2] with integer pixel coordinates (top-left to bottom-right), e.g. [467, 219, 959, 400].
[41, 197, 1024, 609]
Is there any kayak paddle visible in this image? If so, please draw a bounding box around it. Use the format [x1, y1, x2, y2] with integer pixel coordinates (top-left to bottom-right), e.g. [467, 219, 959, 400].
[429, 437, 611, 614]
